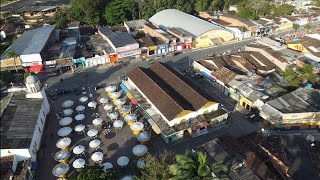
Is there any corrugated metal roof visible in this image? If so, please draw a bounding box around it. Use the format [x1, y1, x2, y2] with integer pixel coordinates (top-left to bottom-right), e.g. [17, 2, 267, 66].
[149, 9, 227, 39]
[1, 25, 56, 59]
[99, 26, 138, 48]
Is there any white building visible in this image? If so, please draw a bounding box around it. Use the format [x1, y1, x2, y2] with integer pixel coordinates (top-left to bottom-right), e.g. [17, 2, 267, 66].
[0, 75, 50, 174]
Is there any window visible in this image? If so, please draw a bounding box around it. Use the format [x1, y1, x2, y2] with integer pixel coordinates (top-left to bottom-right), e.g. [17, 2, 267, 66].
[40, 118, 43, 124]
[38, 126, 41, 134]
[32, 150, 36, 156]
[200, 127, 206, 131]
[42, 111, 45, 116]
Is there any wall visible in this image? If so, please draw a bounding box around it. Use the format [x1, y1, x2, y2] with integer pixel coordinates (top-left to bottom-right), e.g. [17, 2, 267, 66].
[28, 99, 49, 161]
[194, 29, 233, 48]
[85, 55, 108, 66]
[0, 57, 22, 68]
[144, 25, 170, 43]
[219, 16, 257, 31]
[20, 54, 42, 66]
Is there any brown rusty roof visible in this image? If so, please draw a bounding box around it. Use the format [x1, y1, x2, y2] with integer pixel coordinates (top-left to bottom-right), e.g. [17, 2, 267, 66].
[250, 52, 283, 74]
[212, 67, 238, 84]
[231, 55, 256, 71]
[128, 62, 214, 120]
[197, 60, 218, 71]
[150, 62, 209, 110]
[128, 67, 184, 120]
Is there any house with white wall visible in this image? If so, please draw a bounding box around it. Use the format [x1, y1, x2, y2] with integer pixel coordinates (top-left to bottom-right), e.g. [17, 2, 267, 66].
[0, 75, 50, 175]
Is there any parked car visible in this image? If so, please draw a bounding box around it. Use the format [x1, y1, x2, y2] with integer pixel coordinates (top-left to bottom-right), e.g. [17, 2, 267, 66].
[244, 112, 261, 121]
[173, 51, 183, 56]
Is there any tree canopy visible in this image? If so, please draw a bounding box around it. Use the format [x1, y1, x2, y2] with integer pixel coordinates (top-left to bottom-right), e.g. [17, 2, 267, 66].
[138, 150, 229, 179]
[283, 65, 319, 87]
[68, 165, 118, 180]
[53, 7, 70, 29]
[105, 0, 138, 25]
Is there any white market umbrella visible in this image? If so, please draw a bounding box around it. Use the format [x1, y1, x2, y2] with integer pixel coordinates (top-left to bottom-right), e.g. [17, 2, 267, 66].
[130, 122, 144, 131]
[52, 163, 69, 177]
[104, 104, 114, 111]
[117, 156, 129, 167]
[99, 97, 109, 104]
[75, 105, 85, 112]
[74, 124, 85, 132]
[119, 106, 130, 114]
[121, 175, 134, 180]
[132, 145, 148, 156]
[91, 152, 103, 162]
[101, 162, 113, 172]
[109, 92, 121, 99]
[113, 120, 124, 128]
[92, 118, 103, 126]
[54, 150, 71, 162]
[62, 100, 74, 108]
[73, 158, 85, 169]
[137, 159, 146, 168]
[59, 117, 73, 126]
[105, 86, 116, 93]
[114, 99, 126, 106]
[88, 101, 97, 108]
[56, 137, 71, 149]
[124, 114, 137, 123]
[73, 145, 85, 155]
[108, 112, 119, 120]
[87, 129, 98, 137]
[89, 139, 101, 149]
[63, 109, 73, 116]
[137, 131, 151, 142]
[75, 114, 85, 122]
[79, 96, 88, 103]
[57, 127, 72, 137]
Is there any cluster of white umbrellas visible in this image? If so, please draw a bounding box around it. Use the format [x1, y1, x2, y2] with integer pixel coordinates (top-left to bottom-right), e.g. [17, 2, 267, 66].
[79, 96, 88, 103]
[137, 131, 151, 144]
[92, 118, 103, 126]
[105, 85, 116, 94]
[117, 156, 129, 167]
[130, 122, 144, 135]
[74, 124, 85, 133]
[72, 158, 85, 169]
[91, 151, 103, 162]
[87, 129, 98, 138]
[56, 137, 71, 150]
[75, 105, 85, 113]
[89, 139, 101, 149]
[73, 145, 85, 155]
[99, 97, 108, 104]
[54, 150, 71, 163]
[75, 114, 85, 122]
[101, 162, 113, 172]
[88, 101, 97, 108]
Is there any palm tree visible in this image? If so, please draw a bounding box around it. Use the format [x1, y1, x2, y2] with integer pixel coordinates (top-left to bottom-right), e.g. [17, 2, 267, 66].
[299, 64, 317, 84]
[292, 24, 300, 38]
[197, 151, 211, 177]
[5, 49, 21, 83]
[211, 163, 228, 178]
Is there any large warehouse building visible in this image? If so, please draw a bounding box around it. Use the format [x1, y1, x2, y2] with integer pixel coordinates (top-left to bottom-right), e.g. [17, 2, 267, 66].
[122, 62, 229, 143]
[149, 9, 234, 48]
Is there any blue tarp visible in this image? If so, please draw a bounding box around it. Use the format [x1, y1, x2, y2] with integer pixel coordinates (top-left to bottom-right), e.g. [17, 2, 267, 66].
[74, 57, 85, 63]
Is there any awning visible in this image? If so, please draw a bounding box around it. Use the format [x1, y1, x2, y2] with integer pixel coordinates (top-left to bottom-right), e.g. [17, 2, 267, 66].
[147, 118, 161, 134]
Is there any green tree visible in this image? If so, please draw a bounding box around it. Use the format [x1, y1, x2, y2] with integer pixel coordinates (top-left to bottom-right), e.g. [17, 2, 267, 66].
[0, 71, 14, 85]
[5, 49, 21, 83]
[317, 0, 320, 7]
[299, 64, 318, 84]
[68, 165, 117, 180]
[275, 4, 295, 15]
[175, 0, 195, 14]
[53, 7, 70, 29]
[283, 66, 300, 87]
[139, 0, 156, 19]
[104, 0, 137, 25]
[139, 151, 173, 180]
[195, 0, 210, 12]
[210, 0, 224, 11]
[211, 163, 228, 178]
[293, 24, 300, 37]
[169, 151, 212, 178]
[304, 24, 312, 31]
[70, 0, 106, 26]
[247, 0, 269, 16]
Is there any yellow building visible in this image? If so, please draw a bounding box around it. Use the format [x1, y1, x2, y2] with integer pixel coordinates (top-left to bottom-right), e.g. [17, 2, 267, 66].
[149, 9, 234, 48]
[260, 88, 320, 130]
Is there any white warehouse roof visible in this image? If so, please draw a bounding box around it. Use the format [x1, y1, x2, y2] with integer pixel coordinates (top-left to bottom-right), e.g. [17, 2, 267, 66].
[149, 9, 226, 39]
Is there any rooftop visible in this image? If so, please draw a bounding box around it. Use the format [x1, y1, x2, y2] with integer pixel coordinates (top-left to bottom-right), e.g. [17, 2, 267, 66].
[0, 91, 43, 149]
[128, 62, 216, 120]
[124, 19, 147, 30]
[220, 12, 256, 27]
[266, 87, 320, 114]
[212, 67, 238, 84]
[149, 9, 228, 39]
[99, 26, 138, 48]
[1, 25, 56, 59]
[88, 34, 115, 54]
[167, 28, 192, 38]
